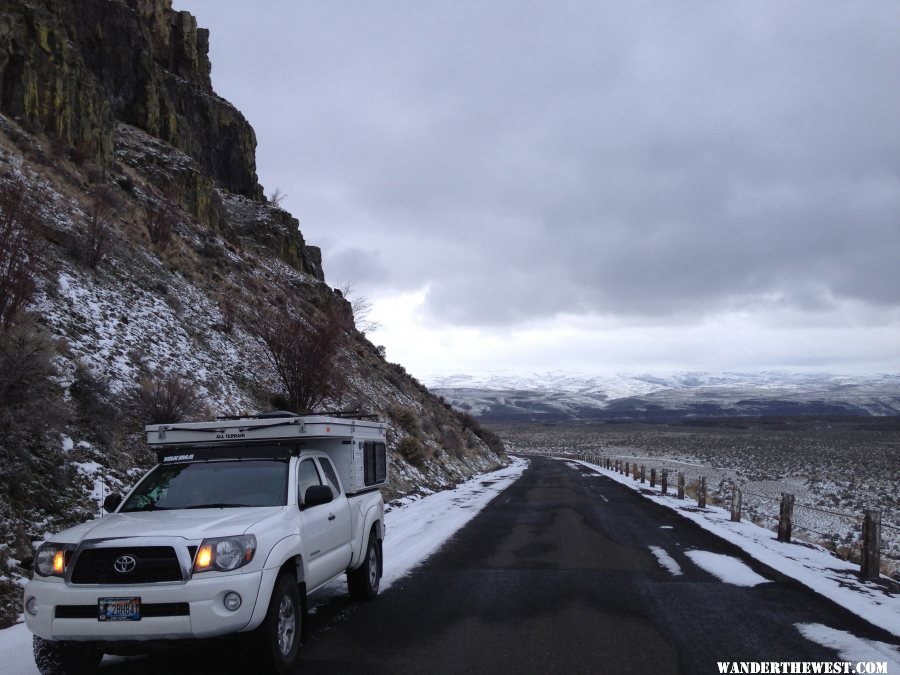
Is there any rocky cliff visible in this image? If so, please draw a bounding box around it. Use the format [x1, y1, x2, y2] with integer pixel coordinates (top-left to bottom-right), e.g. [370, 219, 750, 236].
[0, 0, 506, 627]
[1, 0, 260, 198]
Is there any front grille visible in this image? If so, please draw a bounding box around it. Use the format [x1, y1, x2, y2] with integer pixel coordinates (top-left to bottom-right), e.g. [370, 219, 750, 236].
[55, 603, 190, 619]
[70, 547, 183, 584]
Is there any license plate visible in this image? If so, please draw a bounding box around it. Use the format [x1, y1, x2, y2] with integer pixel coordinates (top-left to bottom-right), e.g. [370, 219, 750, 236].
[98, 597, 141, 622]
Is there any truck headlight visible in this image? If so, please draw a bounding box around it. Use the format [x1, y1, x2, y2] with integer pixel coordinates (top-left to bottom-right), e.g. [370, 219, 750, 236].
[193, 535, 256, 573]
[34, 543, 71, 578]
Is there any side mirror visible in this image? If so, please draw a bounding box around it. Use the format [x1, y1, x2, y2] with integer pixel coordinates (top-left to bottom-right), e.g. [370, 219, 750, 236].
[103, 493, 123, 513]
[303, 485, 333, 508]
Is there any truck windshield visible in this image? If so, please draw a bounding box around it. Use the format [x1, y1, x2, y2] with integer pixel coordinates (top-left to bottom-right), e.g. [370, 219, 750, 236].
[121, 459, 289, 511]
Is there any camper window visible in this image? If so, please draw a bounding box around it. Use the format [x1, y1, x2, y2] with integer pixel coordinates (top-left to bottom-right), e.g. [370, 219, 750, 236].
[363, 442, 387, 486]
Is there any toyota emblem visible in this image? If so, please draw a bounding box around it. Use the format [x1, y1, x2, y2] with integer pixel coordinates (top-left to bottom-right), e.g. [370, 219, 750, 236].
[113, 555, 137, 574]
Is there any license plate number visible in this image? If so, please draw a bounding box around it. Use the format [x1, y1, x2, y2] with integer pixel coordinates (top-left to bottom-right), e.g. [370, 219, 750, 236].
[98, 597, 141, 621]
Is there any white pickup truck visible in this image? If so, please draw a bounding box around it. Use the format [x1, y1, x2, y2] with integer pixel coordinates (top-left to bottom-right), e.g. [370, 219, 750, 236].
[23, 413, 388, 674]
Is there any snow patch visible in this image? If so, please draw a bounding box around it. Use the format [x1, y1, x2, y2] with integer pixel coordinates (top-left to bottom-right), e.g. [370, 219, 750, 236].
[796, 623, 900, 669]
[685, 550, 769, 587]
[649, 546, 683, 576]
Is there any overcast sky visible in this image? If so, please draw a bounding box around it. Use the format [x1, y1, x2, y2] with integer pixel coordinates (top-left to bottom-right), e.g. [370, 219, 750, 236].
[178, 1, 900, 379]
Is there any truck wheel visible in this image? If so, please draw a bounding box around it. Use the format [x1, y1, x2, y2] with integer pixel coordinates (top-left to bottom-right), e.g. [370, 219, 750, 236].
[348, 530, 381, 601]
[256, 572, 302, 674]
[33, 636, 102, 674]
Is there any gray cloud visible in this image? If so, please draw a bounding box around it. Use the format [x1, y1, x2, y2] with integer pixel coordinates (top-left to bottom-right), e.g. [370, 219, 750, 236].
[181, 0, 900, 330]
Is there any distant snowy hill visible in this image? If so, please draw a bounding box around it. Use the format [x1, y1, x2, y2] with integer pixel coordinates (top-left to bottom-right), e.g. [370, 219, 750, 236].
[427, 372, 900, 421]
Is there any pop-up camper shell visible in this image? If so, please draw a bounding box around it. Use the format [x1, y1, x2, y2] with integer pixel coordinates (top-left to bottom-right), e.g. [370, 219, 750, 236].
[145, 414, 388, 495]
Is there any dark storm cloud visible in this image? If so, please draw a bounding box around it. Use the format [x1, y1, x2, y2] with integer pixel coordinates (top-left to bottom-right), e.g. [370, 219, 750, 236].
[182, 0, 900, 328]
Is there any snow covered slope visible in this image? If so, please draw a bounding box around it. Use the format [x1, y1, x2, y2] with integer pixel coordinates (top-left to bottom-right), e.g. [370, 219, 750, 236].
[429, 371, 900, 421]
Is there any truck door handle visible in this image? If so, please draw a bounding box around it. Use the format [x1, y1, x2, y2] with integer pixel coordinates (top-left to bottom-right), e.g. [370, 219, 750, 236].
[328, 513, 336, 521]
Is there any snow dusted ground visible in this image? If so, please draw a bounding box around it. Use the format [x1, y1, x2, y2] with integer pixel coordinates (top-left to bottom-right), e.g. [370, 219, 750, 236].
[0, 459, 528, 674]
[571, 458, 900, 639]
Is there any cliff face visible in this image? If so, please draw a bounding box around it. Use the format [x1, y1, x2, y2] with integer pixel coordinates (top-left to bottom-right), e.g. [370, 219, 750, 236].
[0, 0, 261, 198]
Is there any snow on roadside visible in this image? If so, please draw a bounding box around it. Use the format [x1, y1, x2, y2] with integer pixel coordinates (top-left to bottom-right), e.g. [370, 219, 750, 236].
[0, 458, 529, 673]
[573, 458, 900, 638]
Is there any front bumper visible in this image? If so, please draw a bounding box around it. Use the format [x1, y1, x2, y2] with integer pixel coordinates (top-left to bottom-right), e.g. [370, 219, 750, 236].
[24, 570, 269, 641]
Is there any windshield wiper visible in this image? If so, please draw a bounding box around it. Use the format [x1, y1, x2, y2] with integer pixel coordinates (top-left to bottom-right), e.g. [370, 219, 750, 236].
[121, 504, 171, 512]
[183, 503, 251, 509]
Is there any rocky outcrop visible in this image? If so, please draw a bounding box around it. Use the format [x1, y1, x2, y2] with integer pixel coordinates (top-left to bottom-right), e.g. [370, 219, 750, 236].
[0, 0, 262, 198]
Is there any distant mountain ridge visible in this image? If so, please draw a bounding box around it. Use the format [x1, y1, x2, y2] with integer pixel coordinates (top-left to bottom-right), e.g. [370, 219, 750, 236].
[427, 372, 900, 421]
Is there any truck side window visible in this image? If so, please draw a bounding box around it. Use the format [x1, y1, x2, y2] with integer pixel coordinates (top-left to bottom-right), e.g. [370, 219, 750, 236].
[318, 457, 342, 496]
[298, 459, 322, 503]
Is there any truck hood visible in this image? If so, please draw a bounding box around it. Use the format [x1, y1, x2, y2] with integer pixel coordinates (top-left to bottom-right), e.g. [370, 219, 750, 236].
[47, 507, 287, 545]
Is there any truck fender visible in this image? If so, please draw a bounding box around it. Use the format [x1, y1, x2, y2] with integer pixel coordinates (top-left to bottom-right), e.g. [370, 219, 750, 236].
[262, 534, 306, 581]
[350, 506, 383, 570]
[243, 535, 306, 633]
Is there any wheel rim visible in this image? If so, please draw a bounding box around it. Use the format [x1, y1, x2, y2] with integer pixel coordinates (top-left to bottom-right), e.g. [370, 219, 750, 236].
[276, 594, 296, 656]
[368, 544, 378, 588]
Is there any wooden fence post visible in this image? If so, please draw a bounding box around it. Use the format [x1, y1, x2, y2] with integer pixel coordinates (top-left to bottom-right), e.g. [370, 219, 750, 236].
[778, 493, 794, 542]
[698, 476, 707, 508]
[661, 470, 668, 495]
[861, 509, 881, 580]
[632, 463, 639, 481]
[640, 465, 646, 484]
[677, 472, 685, 499]
[650, 468, 656, 488]
[731, 485, 742, 522]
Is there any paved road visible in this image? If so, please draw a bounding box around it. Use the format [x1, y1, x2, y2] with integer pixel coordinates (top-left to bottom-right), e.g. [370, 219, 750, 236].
[97, 456, 897, 674]
[295, 456, 897, 674]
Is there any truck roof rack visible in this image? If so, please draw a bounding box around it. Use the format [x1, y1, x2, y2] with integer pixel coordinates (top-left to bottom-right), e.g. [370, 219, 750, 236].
[214, 410, 379, 421]
[145, 414, 386, 447]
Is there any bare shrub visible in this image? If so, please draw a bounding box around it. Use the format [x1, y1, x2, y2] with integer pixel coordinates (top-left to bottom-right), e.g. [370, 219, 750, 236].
[268, 187, 287, 208]
[254, 305, 348, 414]
[81, 185, 118, 268]
[440, 426, 464, 456]
[397, 436, 427, 465]
[339, 282, 381, 334]
[0, 319, 57, 411]
[142, 188, 177, 248]
[455, 411, 506, 455]
[0, 178, 39, 328]
[388, 405, 422, 438]
[132, 372, 204, 424]
[70, 361, 118, 442]
[219, 296, 235, 333]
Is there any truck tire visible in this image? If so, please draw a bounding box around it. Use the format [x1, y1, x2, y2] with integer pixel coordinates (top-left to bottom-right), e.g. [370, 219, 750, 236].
[33, 636, 102, 674]
[347, 529, 381, 601]
[255, 572, 302, 674]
